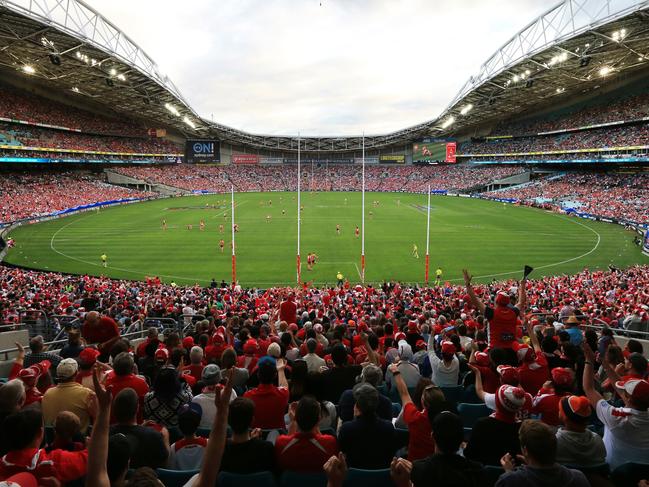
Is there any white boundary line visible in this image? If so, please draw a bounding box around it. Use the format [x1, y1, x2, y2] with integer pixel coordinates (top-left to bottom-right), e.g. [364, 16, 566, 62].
[41, 193, 611, 285]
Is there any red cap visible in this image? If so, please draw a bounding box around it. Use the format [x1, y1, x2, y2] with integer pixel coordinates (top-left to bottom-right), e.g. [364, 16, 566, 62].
[155, 348, 169, 361]
[182, 336, 195, 349]
[615, 378, 649, 402]
[415, 339, 427, 351]
[394, 332, 407, 343]
[79, 347, 101, 365]
[212, 333, 225, 344]
[495, 292, 510, 306]
[474, 352, 489, 367]
[495, 385, 526, 413]
[497, 365, 520, 385]
[288, 323, 299, 332]
[407, 320, 418, 332]
[551, 367, 574, 387]
[516, 345, 534, 363]
[441, 341, 456, 355]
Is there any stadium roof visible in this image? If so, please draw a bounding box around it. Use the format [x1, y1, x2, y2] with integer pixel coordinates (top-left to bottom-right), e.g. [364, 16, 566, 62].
[0, 0, 648, 151]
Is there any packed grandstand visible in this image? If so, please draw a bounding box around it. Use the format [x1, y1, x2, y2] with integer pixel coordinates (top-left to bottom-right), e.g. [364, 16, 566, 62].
[0, 0, 649, 486]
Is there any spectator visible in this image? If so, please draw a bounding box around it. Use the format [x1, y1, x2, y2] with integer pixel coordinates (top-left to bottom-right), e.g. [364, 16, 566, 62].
[428, 340, 460, 387]
[143, 367, 193, 428]
[321, 344, 362, 403]
[0, 379, 26, 455]
[555, 395, 606, 467]
[275, 396, 338, 472]
[42, 358, 96, 433]
[338, 364, 392, 422]
[0, 409, 87, 483]
[496, 420, 589, 487]
[59, 328, 84, 359]
[221, 397, 276, 474]
[183, 346, 206, 382]
[338, 383, 397, 469]
[464, 385, 525, 465]
[49, 411, 84, 452]
[304, 338, 326, 373]
[192, 364, 237, 429]
[531, 367, 575, 426]
[105, 352, 148, 422]
[582, 343, 649, 469]
[81, 312, 121, 360]
[109, 388, 169, 469]
[243, 356, 289, 429]
[23, 335, 61, 369]
[168, 403, 207, 470]
[220, 348, 250, 389]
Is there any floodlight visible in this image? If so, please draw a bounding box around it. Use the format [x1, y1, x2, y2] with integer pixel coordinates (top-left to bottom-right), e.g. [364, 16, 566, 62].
[460, 104, 473, 115]
[441, 116, 455, 129]
[599, 66, 612, 77]
[22, 65, 35, 74]
[183, 116, 196, 129]
[165, 103, 180, 116]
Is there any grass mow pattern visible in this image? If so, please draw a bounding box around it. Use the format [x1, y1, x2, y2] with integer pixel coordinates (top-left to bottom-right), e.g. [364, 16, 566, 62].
[5, 192, 646, 286]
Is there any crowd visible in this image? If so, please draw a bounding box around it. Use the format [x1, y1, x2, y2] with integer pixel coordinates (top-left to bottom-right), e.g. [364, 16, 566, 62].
[484, 172, 649, 224]
[0, 171, 154, 224]
[0, 264, 647, 486]
[0, 86, 147, 137]
[116, 164, 523, 193]
[0, 122, 182, 155]
[459, 123, 649, 157]
[491, 92, 649, 136]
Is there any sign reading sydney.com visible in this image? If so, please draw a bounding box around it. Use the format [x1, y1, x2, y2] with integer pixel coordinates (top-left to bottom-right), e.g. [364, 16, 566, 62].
[185, 139, 221, 163]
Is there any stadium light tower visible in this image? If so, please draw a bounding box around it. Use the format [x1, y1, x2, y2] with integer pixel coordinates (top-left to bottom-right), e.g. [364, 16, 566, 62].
[231, 185, 236, 284]
[361, 133, 365, 283]
[297, 133, 301, 285]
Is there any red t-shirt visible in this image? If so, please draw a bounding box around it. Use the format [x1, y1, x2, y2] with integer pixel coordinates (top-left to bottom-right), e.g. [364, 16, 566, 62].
[279, 300, 297, 324]
[0, 447, 87, 483]
[517, 354, 549, 396]
[205, 343, 227, 362]
[82, 317, 119, 345]
[485, 305, 519, 349]
[532, 389, 569, 426]
[403, 403, 435, 461]
[275, 432, 338, 472]
[243, 384, 289, 429]
[105, 372, 149, 422]
[182, 364, 205, 382]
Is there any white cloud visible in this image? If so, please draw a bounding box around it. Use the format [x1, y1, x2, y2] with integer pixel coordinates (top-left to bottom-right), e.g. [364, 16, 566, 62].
[88, 0, 551, 135]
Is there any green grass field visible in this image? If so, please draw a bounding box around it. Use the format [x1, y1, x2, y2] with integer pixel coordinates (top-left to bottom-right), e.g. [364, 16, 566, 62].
[4, 192, 647, 286]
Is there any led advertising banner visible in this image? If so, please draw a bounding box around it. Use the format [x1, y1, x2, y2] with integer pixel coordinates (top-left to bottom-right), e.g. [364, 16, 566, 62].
[185, 139, 221, 163]
[232, 154, 259, 164]
[379, 155, 405, 164]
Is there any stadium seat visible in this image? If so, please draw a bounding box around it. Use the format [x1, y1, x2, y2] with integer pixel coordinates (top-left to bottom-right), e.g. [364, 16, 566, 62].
[610, 462, 649, 487]
[218, 471, 277, 487]
[565, 463, 610, 477]
[457, 403, 491, 428]
[483, 465, 505, 487]
[280, 470, 327, 487]
[394, 428, 410, 451]
[156, 468, 199, 487]
[343, 468, 394, 487]
[439, 385, 464, 405]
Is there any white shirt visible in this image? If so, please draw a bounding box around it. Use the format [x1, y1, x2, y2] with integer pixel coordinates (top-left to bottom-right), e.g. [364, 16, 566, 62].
[596, 399, 649, 469]
[428, 351, 459, 387]
[192, 388, 237, 429]
[304, 353, 326, 373]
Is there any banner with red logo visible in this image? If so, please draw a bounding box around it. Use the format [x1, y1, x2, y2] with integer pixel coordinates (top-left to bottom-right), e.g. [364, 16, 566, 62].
[232, 154, 259, 164]
[445, 142, 457, 163]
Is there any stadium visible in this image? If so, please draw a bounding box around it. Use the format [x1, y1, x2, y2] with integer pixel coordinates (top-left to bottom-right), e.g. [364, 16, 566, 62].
[0, 0, 648, 486]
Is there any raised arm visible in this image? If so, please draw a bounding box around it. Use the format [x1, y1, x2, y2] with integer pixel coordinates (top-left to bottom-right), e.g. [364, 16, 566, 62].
[388, 363, 413, 407]
[527, 318, 542, 353]
[361, 333, 380, 366]
[193, 369, 234, 487]
[463, 269, 486, 315]
[468, 364, 485, 401]
[277, 358, 289, 389]
[516, 278, 527, 312]
[86, 365, 113, 487]
[582, 342, 603, 407]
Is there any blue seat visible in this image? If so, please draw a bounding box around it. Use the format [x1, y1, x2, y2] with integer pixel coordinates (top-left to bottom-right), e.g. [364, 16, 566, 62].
[463, 426, 472, 442]
[218, 471, 277, 487]
[458, 403, 491, 428]
[343, 468, 394, 487]
[483, 465, 505, 487]
[280, 471, 327, 487]
[439, 385, 464, 406]
[611, 462, 649, 487]
[394, 427, 410, 450]
[156, 468, 199, 487]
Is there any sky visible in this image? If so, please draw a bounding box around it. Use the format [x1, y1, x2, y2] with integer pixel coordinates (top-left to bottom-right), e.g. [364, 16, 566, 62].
[89, 0, 553, 136]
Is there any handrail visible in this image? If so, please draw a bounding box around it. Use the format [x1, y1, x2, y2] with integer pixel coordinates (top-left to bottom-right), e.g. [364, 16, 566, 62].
[0, 327, 153, 362]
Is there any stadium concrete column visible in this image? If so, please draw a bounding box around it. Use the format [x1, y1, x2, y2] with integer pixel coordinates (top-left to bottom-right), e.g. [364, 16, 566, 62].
[231, 185, 236, 283]
[361, 133, 365, 283]
[297, 134, 301, 285]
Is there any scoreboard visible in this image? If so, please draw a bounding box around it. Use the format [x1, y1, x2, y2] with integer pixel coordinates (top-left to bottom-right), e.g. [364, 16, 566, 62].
[413, 139, 457, 163]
